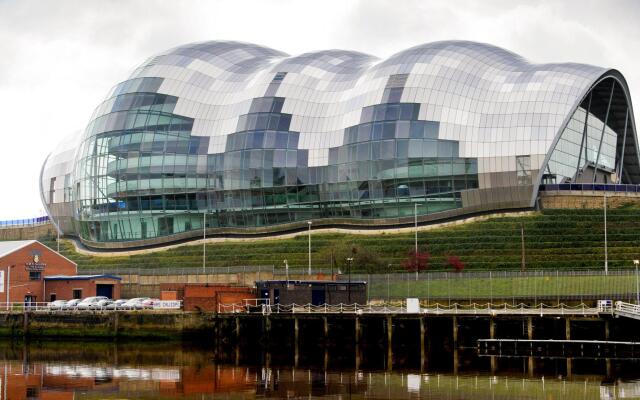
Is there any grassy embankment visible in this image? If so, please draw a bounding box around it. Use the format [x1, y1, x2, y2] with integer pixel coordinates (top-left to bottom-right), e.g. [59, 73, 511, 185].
[34, 207, 640, 300]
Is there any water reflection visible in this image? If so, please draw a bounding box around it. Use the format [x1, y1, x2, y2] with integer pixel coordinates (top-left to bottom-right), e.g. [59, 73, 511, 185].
[0, 340, 639, 399]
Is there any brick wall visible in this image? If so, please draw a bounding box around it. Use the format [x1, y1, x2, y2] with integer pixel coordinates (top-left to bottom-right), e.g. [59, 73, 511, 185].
[45, 278, 121, 301]
[0, 241, 76, 303]
[171, 284, 255, 311]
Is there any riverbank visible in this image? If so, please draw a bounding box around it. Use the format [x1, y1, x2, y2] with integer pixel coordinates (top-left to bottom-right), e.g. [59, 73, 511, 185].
[0, 311, 211, 339]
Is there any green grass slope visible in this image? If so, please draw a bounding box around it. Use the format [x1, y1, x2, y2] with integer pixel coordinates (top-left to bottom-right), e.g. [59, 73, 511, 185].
[32, 207, 640, 273]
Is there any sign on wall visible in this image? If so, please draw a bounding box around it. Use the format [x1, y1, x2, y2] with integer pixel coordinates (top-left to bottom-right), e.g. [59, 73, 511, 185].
[0, 270, 4, 293]
[25, 253, 46, 272]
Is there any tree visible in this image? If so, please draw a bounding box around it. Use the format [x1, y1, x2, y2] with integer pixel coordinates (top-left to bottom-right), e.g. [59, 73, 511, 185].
[317, 242, 385, 273]
[402, 248, 430, 273]
[446, 255, 464, 272]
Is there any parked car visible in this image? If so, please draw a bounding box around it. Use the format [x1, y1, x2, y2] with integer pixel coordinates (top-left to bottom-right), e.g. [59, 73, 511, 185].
[77, 296, 109, 310]
[95, 299, 114, 309]
[106, 299, 128, 310]
[122, 297, 150, 310]
[62, 299, 82, 310]
[47, 300, 67, 310]
[141, 298, 160, 309]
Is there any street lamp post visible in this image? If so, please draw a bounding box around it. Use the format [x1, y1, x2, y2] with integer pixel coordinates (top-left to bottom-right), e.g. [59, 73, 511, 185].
[307, 221, 312, 276]
[634, 259, 639, 305]
[387, 263, 392, 303]
[346, 257, 354, 304]
[203, 212, 206, 274]
[284, 259, 289, 283]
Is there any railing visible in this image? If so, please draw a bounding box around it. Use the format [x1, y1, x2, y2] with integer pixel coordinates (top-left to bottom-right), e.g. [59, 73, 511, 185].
[0, 216, 50, 228]
[598, 299, 613, 313]
[540, 183, 640, 193]
[217, 301, 598, 316]
[0, 300, 182, 312]
[614, 300, 640, 316]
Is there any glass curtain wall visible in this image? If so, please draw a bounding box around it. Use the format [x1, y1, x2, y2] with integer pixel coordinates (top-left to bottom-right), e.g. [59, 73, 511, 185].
[543, 78, 632, 186]
[75, 95, 478, 243]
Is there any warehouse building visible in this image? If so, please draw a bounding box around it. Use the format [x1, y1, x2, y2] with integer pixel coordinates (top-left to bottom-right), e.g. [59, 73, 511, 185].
[0, 240, 121, 303]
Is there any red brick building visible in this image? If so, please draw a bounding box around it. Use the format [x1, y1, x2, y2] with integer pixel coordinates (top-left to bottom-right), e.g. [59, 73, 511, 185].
[45, 275, 121, 301]
[159, 283, 254, 311]
[0, 240, 121, 303]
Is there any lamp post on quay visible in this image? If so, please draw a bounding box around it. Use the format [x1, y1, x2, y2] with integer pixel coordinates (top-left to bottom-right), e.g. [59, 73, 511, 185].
[307, 221, 312, 276]
[346, 257, 354, 304]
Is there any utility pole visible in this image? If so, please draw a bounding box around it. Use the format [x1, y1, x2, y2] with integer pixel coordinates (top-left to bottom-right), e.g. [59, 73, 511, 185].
[307, 221, 312, 276]
[520, 222, 526, 271]
[57, 220, 60, 253]
[346, 257, 353, 304]
[284, 259, 289, 283]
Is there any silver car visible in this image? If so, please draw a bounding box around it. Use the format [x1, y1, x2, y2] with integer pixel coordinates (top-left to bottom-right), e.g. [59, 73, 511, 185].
[62, 299, 82, 310]
[77, 296, 109, 310]
[95, 299, 114, 310]
[122, 297, 150, 310]
[47, 300, 67, 310]
[106, 299, 128, 310]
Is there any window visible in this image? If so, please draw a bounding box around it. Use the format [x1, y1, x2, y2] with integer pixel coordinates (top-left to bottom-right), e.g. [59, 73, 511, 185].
[72, 289, 82, 300]
[516, 155, 532, 185]
[50, 294, 57, 302]
[29, 271, 41, 281]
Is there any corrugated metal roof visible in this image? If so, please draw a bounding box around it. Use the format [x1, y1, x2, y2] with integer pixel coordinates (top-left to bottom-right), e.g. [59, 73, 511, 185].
[0, 240, 36, 258]
[0, 240, 77, 267]
[44, 274, 121, 281]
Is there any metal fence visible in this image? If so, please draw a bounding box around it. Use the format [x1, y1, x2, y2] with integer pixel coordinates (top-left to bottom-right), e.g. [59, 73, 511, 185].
[0, 216, 49, 228]
[343, 269, 640, 303]
[78, 265, 343, 277]
[79, 265, 640, 303]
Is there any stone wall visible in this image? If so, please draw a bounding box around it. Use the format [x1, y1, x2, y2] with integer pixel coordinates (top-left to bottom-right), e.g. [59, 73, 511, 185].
[0, 311, 213, 338]
[539, 192, 640, 209]
[0, 223, 54, 241]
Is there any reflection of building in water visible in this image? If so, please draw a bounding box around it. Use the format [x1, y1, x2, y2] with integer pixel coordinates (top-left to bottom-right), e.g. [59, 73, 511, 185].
[0, 362, 257, 399]
[605, 379, 640, 399]
[4, 358, 640, 399]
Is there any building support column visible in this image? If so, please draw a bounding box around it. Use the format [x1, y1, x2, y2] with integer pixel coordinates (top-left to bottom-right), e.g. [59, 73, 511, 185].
[489, 318, 497, 373]
[419, 317, 426, 371]
[527, 316, 534, 376]
[323, 345, 329, 370]
[617, 108, 629, 179]
[323, 316, 329, 341]
[265, 316, 271, 349]
[294, 317, 299, 368]
[386, 316, 393, 371]
[452, 316, 458, 345]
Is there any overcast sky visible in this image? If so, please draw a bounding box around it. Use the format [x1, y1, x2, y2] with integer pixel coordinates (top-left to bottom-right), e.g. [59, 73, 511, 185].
[1, 0, 639, 220]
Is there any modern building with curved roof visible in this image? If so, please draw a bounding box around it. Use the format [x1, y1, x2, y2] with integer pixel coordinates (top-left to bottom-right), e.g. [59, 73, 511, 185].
[40, 40, 640, 249]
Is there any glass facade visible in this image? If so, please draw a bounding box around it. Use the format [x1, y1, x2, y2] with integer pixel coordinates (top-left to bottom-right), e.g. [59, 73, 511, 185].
[40, 41, 640, 248]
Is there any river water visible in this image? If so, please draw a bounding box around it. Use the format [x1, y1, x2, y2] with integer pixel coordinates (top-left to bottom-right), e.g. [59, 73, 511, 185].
[2, 340, 640, 399]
